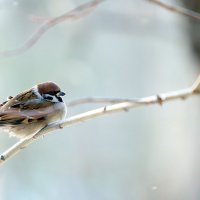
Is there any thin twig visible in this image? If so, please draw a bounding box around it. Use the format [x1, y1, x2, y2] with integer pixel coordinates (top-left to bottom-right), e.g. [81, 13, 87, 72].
[0, 75, 199, 166]
[67, 97, 140, 107]
[0, 0, 104, 57]
[148, 0, 200, 21]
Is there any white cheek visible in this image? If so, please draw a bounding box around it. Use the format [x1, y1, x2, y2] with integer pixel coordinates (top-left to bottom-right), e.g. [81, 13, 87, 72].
[51, 96, 59, 103]
[54, 102, 67, 120]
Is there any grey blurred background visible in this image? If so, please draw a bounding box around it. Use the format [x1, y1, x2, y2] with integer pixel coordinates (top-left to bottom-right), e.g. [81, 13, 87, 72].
[0, 0, 199, 199]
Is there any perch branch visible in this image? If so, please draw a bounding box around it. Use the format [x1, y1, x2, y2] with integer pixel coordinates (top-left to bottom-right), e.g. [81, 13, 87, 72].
[0, 0, 104, 57]
[0, 75, 200, 166]
[148, 0, 200, 21]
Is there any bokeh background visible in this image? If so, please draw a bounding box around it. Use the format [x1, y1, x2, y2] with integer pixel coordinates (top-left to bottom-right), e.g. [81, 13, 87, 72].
[0, 0, 200, 199]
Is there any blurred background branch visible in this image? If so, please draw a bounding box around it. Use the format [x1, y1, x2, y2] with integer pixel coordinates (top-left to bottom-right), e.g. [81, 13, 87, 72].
[148, 0, 200, 20]
[182, 0, 200, 62]
[148, 0, 200, 63]
[0, 0, 103, 57]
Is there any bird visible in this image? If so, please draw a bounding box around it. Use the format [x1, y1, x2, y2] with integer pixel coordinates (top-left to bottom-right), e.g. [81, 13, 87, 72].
[0, 82, 67, 138]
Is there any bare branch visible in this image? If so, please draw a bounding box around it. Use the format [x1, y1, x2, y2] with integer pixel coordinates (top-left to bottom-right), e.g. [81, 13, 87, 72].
[192, 74, 200, 93]
[0, 0, 104, 57]
[148, 0, 200, 21]
[67, 97, 139, 107]
[0, 75, 200, 166]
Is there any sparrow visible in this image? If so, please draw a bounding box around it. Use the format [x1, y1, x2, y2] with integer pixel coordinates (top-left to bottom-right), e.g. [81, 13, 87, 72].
[0, 82, 67, 138]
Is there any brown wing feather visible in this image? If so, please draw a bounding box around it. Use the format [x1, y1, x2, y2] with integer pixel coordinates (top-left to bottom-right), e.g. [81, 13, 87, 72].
[0, 89, 54, 125]
[1, 89, 36, 109]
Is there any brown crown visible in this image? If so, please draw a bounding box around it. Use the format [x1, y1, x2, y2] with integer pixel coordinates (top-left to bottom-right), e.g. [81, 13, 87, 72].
[37, 82, 61, 95]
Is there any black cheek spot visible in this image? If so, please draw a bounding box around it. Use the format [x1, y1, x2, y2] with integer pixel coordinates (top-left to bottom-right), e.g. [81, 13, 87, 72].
[57, 97, 63, 102]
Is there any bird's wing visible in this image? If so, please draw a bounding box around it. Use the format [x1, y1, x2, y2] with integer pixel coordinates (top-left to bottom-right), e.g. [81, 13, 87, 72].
[0, 89, 54, 125]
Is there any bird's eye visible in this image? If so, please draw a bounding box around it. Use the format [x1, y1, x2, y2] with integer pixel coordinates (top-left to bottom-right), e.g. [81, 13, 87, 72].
[45, 96, 53, 101]
[44, 93, 63, 102]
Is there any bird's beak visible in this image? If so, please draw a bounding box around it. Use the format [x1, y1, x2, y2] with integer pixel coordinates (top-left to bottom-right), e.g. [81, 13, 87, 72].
[56, 91, 66, 97]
